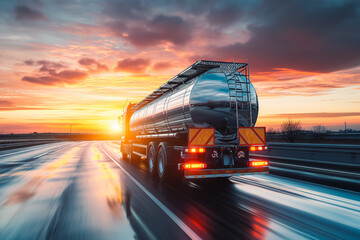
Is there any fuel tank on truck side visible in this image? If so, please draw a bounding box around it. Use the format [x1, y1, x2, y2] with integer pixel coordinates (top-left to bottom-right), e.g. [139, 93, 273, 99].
[129, 63, 259, 144]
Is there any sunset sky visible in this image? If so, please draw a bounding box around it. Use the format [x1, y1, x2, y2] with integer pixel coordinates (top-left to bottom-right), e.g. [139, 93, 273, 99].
[0, 0, 360, 134]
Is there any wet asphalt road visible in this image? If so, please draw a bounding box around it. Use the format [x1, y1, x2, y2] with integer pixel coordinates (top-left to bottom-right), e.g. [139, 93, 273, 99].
[0, 141, 360, 240]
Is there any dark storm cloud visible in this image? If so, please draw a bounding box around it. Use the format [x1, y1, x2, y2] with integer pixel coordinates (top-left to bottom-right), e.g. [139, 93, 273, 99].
[104, 0, 195, 47]
[108, 14, 193, 47]
[15, 5, 47, 21]
[127, 15, 192, 47]
[115, 58, 151, 73]
[103, 0, 148, 20]
[17, 0, 360, 76]
[206, 4, 242, 26]
[103, 0, 360, 73]
[104, 0, 220, 18]
[212, 0, 360, 73]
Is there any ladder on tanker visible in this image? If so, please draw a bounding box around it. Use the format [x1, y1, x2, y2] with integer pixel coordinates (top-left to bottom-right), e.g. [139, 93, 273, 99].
[226, 67, 253, 128]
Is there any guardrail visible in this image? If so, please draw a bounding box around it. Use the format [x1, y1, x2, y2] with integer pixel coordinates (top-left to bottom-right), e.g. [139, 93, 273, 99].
[250, 143, 360, 191]
[0, 139, 60, 151]
[255, 142, 360, 164]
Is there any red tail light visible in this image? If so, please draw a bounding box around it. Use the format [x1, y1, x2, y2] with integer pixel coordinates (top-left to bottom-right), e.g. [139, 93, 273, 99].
[250, 161, 269, 167]
[185, 148, 206, 153]
[249, 146, 267, 151]
[184, 163, 206, 169]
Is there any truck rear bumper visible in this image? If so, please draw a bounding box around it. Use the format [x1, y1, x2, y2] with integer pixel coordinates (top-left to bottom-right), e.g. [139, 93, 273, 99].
[184, 167, 269, 179]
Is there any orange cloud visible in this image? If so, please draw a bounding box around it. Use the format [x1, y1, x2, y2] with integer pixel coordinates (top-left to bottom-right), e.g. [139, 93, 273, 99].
[78, 58, 109, 73]
[0, 99, 51, 111]
[252, 67, 360, 98]
[263, 112, 360, 118]
[252, 68, 323, 83]
[152, 61, 174, 71]
[20, 59, 88, 85]
[115, 58, 151, 73]
[22, 70, 88, 86]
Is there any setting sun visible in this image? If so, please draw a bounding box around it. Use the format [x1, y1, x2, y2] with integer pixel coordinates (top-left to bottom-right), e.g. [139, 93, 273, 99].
[0, 0, 359, 134]
[112, 121, 121, 132]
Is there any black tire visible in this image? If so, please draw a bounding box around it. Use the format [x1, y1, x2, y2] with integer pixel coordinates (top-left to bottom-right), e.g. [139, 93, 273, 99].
[148, 142, 157, 178]
[122, 150, 129, 161]
[157, 143, 182, 183]
[120, 143, 129, 161]
[129, 150, 140, 165]
[215, 177, 231, 184]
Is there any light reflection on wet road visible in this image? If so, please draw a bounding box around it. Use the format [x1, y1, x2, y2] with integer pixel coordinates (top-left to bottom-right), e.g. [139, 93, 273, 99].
[0, 141, 359, 239]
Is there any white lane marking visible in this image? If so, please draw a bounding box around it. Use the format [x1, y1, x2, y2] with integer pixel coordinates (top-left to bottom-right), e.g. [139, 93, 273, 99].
[0, 142, 69, 158]
[32, 144, 72, 158]
[0, 142, 74, 159]
[0, 144, 53, 158]
[98, 144, 202, 240]
[131, 206, 156, 240]
[34, 151, 50, 158]
[0, 149, 36, 157]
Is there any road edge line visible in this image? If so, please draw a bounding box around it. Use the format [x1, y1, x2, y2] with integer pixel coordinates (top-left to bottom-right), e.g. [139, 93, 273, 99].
[98, 144, 202, 240]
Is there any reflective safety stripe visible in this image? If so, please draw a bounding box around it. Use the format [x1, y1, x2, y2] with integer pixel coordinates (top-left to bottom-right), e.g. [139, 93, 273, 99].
[185, 171, 269, 179]
[188, 128, 215, 146]
[185, 167, 269, 178]
[238, 127, 266, 146]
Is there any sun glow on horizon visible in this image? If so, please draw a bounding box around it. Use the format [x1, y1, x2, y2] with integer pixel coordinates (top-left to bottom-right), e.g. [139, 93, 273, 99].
[0, 1, 359, 133]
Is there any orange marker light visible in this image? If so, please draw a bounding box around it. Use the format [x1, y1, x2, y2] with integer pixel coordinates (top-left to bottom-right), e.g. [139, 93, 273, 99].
[185, 148, 206, 153]
[249, 146, 266, 151]
[184, 163, 206, 169]
[249, 161, 269, 167]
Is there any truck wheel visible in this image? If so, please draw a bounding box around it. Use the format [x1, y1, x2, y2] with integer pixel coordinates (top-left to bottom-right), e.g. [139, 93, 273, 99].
[120, 144, 129, 161]
[122, 150, 129, 161]
[157, 143, 181, 183]
[122, 153, 129, 161]
[148, 142, 157, 178]
[129, 151, 140, 165]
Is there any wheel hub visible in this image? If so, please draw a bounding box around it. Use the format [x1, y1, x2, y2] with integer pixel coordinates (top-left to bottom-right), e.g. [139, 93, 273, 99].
[158, 155, 164, 176]
[149, 148, 154, 172]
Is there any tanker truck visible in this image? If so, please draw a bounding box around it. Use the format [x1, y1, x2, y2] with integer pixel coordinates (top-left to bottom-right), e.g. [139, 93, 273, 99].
[120, 60, 269, 182]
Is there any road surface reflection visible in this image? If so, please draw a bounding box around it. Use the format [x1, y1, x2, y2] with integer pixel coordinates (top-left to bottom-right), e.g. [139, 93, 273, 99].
[0, 141, 359, 240]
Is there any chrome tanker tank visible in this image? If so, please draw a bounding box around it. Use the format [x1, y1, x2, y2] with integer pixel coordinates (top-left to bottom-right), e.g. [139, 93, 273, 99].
[130, 61, 259, 143]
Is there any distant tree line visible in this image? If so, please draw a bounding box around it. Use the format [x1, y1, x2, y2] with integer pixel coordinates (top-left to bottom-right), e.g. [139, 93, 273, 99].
[266, 119, 329, 143]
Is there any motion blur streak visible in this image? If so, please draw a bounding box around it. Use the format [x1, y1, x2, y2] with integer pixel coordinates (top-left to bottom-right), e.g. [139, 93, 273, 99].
[0, 141, 360, 239]
[0, 142, 135, 239]
[98, 144, 202, 240]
